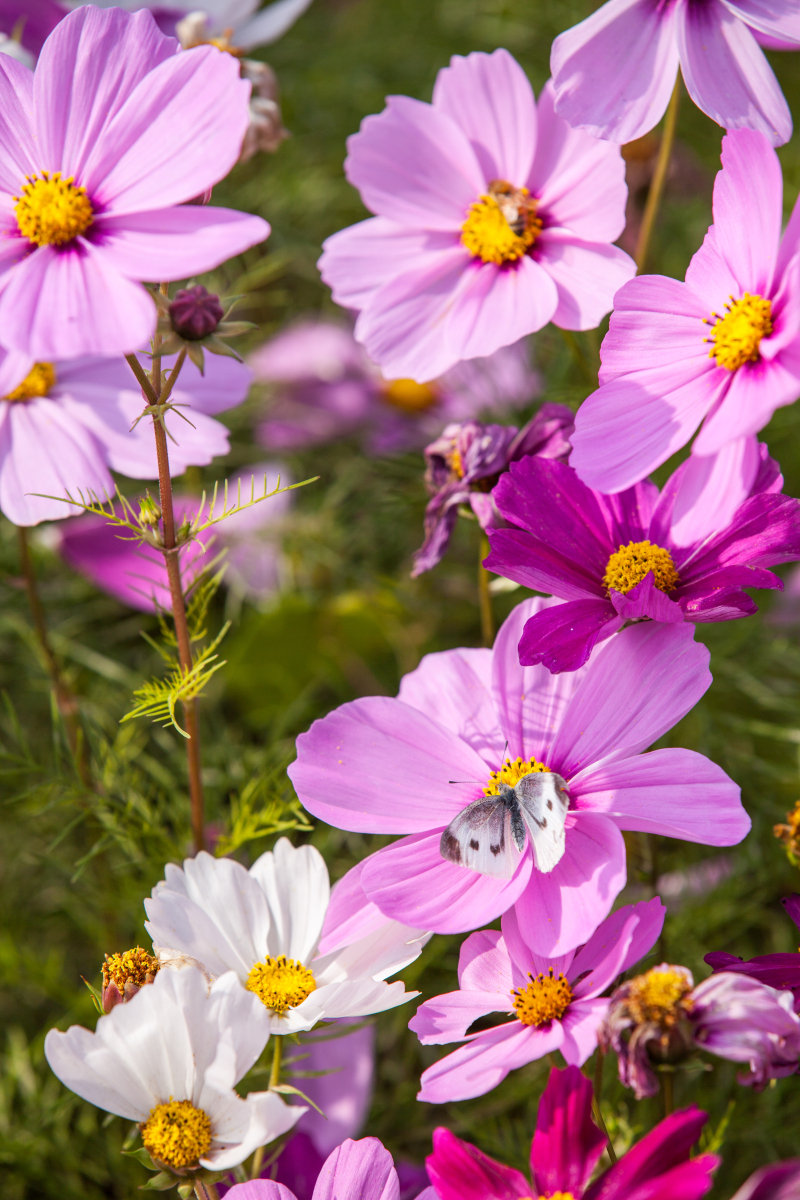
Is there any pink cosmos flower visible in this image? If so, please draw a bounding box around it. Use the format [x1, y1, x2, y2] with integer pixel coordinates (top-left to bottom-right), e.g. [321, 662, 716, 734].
[252, 320, 541, 455]
[288, 596, 748, 953]
[224, 1138, 408, 1200]
[0, 350, 251, 526]
[731, 1162, 800, 1200]
[550, 0, 799, 146]
[318, 49, 635, 381]
[57, 463, 290, 610]
[71, 0, 314, 52]
[410, 898, 664, 1102]
[570, 130, 800, 493]
[425, 1066, 718, 1200]
[0, 6, 269, 360]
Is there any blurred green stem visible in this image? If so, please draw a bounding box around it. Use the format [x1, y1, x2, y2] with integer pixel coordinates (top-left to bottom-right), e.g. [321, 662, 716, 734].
[662, 1069, 674, 1116]
[194, 1183, 219, 1200]
[559, 328, 597, 387]
[478, 534, 494, 648]
[270, 1035, 283, 1089]
[592, 1048, 617, 1164]
[635, 78, 681, 273]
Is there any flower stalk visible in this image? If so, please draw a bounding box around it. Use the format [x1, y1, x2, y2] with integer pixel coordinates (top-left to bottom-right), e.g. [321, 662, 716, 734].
[478, 533, 494, 648]
[592, 1047, 617, 1165]
[635, 77, 681, 273]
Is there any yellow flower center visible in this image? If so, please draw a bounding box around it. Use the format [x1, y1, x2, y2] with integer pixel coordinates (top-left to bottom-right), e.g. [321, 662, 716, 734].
[141, 1099, 212, 1170]
[484, 756, 549, 797]
[461, 179, 542, 265]
[512, 968, 573, 1026]
[705, 293, 773, 371]
[15, 172, 93, 247]
[381, 378, 440, 413]
[626, 966, 694, 1027]
[603, 539, 680, 596]
[4, 362, 56, 402]
[775, 798, 800, 862]
[102, 947, 160, 992]
[447, 446, 464, 480]
[246, 955, 316, 1015]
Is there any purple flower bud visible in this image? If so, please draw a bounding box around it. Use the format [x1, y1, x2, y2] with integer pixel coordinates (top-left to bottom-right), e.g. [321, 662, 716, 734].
[169, 285, 224, 340]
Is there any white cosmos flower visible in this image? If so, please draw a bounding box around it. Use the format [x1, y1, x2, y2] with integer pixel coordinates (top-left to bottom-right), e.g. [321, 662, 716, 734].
[44, 967, 303, 1172]
[144, 838, 431, 1035]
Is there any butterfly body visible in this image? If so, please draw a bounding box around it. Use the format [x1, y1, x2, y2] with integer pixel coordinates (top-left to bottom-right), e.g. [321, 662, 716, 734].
[439, 771, 569, 879]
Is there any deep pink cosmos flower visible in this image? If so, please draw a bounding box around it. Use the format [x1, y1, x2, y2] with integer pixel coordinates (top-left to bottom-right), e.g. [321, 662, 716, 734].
[0, 6, 268, 360]
[252, 321, 541, 455]
[550, 0, 799, 146]
[0, 350, 251, 526]
[288, 597, 748, 952]
[731, 1161, 800, 1200]
[413, 406, 573, 576]
[570, 130, 800, 493]
[706, 895, 800, 1012]
[410, 898, 664, 1102]
[484, 440, 800, 673]
[425, 1066, 718, 1200]
[319, 49, 635, 381]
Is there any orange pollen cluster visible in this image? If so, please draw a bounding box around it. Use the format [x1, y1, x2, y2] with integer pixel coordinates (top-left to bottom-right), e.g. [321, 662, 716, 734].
[461, 179, 542, 265]
[483, 756, 549, 796]
[512, 968, 573, 1026]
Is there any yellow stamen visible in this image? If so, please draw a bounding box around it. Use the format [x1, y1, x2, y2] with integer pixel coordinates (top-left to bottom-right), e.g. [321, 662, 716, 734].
[461, 179, 542, 265]
[4, 362, 56, 402]
[15, 172, 93, 247]
[102, 947, 159, 993]
[626, 966, 694, 1027]
[775, 798, 800, 863]
[512, 967, 572, 1026]
[448, 447, 464, 480]
[246, 954, 316, 1015]
[705, 293, 773, 371]
[603, 539, 679, 596]
[381, 378, 439, 413]
[141, 1099, 212, 1170]
[484, 756, 549, 797]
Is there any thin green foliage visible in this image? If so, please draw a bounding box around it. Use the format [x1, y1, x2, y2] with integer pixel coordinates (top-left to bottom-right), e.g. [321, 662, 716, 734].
[122, 624, 229, 737]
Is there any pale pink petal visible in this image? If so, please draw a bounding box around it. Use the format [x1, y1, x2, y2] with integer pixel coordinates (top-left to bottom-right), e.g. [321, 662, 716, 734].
[312, 1139, 399, 1200]
[559, 999, 608, 1065]
[569, 897, 665, 979]
[318, 218, 459, 312]
[693, 354, 800, 453]
[397, 647, 503, 763]
[553, 622, 710, 777]
[710, 130, 783, 294]
[513, 813, 627, 956]
[598, 274, 710, 384]
[573, 747, 750, 845]
[724, 0, 800, 41]
[344, 96, 484, 230]
[0, 241, 155, 359]
[677, 0, 792, 147]
[502, 906, 574, 980]
[95, 207, 270, 279]
[684, 226, 742, 309]
[0, 53, 36, 193]
[409, 989, 512, 1044]
[668, 436, 760, 546]
[458, 930, 515, 993]
[538, 238, 636, 331]
[360, 832, 532, 934]
[432, 49, 537, 187]
[530, 81, 629, 243]
[550, 0, 680, 143]
[417, 1021, 555, 1103]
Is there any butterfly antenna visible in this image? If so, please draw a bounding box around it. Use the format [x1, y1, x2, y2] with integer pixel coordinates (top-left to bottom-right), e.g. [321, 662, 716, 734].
[448, 780, 481, 785]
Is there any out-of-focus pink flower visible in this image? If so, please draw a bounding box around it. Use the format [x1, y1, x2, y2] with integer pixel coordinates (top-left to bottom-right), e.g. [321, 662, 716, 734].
[58, 463, 291, 611]
[425, 1065, 718, 1200]
[223, 1139, 411, 1200]
[730, 1161, 800, 1200]
[571, 130, 800, 493]
[252, 320, 541, 455]
[412, 406, 573, 576]
[319, 49, 635, 381]
[0, 350, 251, 527]
[0, 1, 66, 63]
[410, 898, 664, 1102]
[69, 0, 314, 51]
[0, 6, 268, 360]
[601, 963, 800, 1099]
[289, 596, 748, 953]
[550, 0, 798, 146]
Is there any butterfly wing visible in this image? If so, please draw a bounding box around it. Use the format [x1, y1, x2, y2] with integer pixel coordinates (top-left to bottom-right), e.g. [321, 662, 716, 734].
[515, 772, 569, 873]
[439, 796, 520, 879]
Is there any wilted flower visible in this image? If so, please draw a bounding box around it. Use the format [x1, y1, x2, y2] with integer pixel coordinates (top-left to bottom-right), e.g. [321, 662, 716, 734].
[775, 802, 800, 865]
[601, 963, 800, 1098]
[706, 896, 800, 1013]
[412, 406, 573, 576]
[100, 946, 159, 1012]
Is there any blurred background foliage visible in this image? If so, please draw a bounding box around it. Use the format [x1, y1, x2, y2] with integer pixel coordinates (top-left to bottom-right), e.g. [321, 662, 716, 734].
[2, 0, 800, 1196]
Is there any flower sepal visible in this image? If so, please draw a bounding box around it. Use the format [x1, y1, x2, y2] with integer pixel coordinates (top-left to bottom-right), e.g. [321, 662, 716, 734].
[124, 1139, 227, 1190]
[152, 287, 255, 374]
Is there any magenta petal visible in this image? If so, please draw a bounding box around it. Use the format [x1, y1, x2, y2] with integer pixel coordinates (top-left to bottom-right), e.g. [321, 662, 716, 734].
[95, 207, 270, 279]
[418, 1021, 554, 1103]
[531, 1065, 606, 1197]
[610, 573, 684, 623]
[426, 1126, 530, 1200]
[432, 49, 537, 188]
[513, 813, 627, 956]
[360, 832, 532, 934]
[518, 599, 623, 674]
[574, 747, 750, 845]
[397, 647, 502, 763]
[313, 1139, 399, 1200]
[729, 1162, 800, 1200]
[584, 1107, 711, 1200]
[289, 697, 490, 833]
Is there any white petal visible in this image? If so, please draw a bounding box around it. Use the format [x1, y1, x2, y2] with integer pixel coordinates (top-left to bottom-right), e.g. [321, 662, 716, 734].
[301, 979, 419, 1021]
[202, 1090, 306, 1170]
[250, 838, 330, 963]
[206, 972, 272, 1081]
[313, 922, 432, 984]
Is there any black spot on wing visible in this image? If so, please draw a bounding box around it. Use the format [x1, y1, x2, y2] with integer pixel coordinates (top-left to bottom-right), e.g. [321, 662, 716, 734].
[440, 830, 462, 864]
[469, 838, 480, 851]
[490, 843, 502, 856]
[547, 799, 553, 810]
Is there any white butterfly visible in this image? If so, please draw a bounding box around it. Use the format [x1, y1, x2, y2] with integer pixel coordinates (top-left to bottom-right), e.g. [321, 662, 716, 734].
[439, 772, 569, 879]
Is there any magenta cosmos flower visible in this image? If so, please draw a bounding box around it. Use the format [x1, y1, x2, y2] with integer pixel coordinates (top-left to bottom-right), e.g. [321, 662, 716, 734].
[289, 597, 748, 952]
[732, 1162, 800, 1200]
[484, 440, 800, 673]
[571, 130, 800, 493]
[410, 897, 664, 1102]
[425, 1065, 718, 1200]
[550, 0, 799, 146]
[318, 49, 635, 382]
[252, 320, 541, 455]
[0, 350, 251, 526]
[0, 6, 268, 360]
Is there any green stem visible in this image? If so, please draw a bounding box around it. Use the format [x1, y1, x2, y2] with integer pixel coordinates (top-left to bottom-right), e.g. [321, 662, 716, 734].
[635, 77, 681, 274]
[194, 1183, 219, 1200]
[662, 1068, 674, 1116]
[592, 1048, 617, 1165]
[269, 1034, 283, 1089]
[477, 534, 494, 648]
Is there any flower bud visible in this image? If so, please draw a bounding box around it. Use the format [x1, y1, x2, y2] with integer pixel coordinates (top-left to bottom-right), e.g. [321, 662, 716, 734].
[169, 286, 224, 341]
[139, 494, 162, 526]
[101, 947, 159, 1012]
